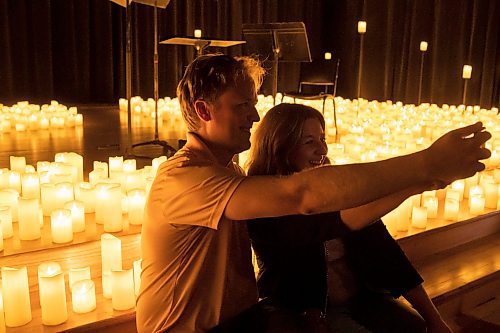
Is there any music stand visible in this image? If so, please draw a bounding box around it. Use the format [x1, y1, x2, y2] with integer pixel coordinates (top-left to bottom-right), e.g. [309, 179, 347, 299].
[242, 22, 311, 102]
[111, 0, 176, 158]
[160, 36, 246, 57]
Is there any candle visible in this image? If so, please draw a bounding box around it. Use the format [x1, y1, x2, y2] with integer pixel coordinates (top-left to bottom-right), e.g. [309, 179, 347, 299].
[41, 183, 57, 216]
[127, 189, 146, 225]
[483, 182, 498, 209]
[324, 52, 332, 60]
[75, 114, 83, 126]
[21, 173, 40, 199]
[411, 206, 427, 229]
[38, 263, 68, 325]
[469, 195, 485, 215]
[152, 156, 167, 175]
[462, 65, 472, 79]
[55, 152, 84, 182]
[111, 269, 136, 311]
[396, 198, 412, 232]
[446, 188, 461, 202]
[422, 196, 438, 218]
[124, 170, 145, 193]
[468, 185, 484, 206]
[419, 41, 428, 52]
[0, 206, 13, 239]
[88, 168, 106, 186]
[101, 234, 123, 298]
[0, 189, 19, 222]
[194, 29, 202, 38]
[93, 161, 109, 178]
[109, 156, 124, 179]
[1, 267, 32, 327]
[69, 267, 91, 291]
[0, 169, 9, 189]
[71, 280, 96, 313]
[75, 182, 96, 213]
[133, 259, 142, 297]
[464, 173, 479, 198]
[18, 197, 41, 240]
[51, 209, 73, 243]
[444, 198, 460, 221]
[7, 171, 21, 193]
[123, 159, 137, 173]
[357, 21, 366, 34]
[54, 182, 74, 209]
[9, 156, 26, 172]
[450, 180, 465, 201]
[64, 200, 85, 232]
[0, 288, 6, 332]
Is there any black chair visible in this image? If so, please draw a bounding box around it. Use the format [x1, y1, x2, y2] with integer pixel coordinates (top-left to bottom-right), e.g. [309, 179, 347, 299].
[284, 58, 340, 115]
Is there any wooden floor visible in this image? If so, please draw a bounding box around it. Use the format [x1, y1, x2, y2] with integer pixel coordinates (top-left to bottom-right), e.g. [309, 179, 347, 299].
[0, 104, 185, 174]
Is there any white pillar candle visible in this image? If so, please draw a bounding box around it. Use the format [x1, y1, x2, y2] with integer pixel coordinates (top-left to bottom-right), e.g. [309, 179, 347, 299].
[133, 259, 142, 297]
[152, 156, 167, 175]
[0, 169, 9, 189]
[75, 114, 83, 126]
[419, 41, 428, 52]
[444, 198, 460, 221]
[111, 269, 136, 311]
[41, 183, 57, 216]
[9, 156, 26, 172]
[100, 184, 122, 232]
[0, 288, 6, 332]
[36, 161, 51, 173]
[483, 182, 498, 209]
[469, 195, 485, 215]
[395, 198, 412, 232]
[64, 200, 85, 232]
[127, 189, 146, 225]
[0, 227, 3, 251]
[69, 267, 91, 290]
[24, 165, 35, 173]
[38, 263, 67, 325]
[18, 197, 41, 240]
[51, 209, 73, 243]
[123, 159, 137, 173]
[468, 185, 484, 206]
[0, 189, 19, 222]
[446, 188, 461, 202]
[93, 161, 109, 178]
[357, 21, 366, 34]
[422, 196, 438, 218]
[464, 173, 479, 198]
[75, 182, 96, 213]
[124, 170, 145, 193]
[462, 65, 472, 79]
[21, 173, 40, 199]
[194, 29, 202, 38]
[101, 234, 122, 298]
[109, 156, 124, 178]
[494, 168, 500, 182]
[450, 180, 465, 201]
[7, 171, 21, 193]
[54, 182, 74, 210]
[51, 162, 78, 183]
[145, 176, 154, 196]
[40, 117, 49, 129]
[71, 279, 96, 313]
[88, 168, 106, 186]
[1, 267, 32, 327]
[55, 152, 84, 182]
[0, 206, 13, 239]
[411, 206, 428, 229]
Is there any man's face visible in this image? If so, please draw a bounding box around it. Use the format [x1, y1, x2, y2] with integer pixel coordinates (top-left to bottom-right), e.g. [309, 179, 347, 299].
[207, 77, 260, 155]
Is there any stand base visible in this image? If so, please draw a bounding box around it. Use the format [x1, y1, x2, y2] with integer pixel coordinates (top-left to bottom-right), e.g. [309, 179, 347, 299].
[132, 139, 177, 158]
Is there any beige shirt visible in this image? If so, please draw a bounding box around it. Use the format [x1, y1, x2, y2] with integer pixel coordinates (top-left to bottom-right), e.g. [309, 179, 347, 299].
[136, 133, 258, 333]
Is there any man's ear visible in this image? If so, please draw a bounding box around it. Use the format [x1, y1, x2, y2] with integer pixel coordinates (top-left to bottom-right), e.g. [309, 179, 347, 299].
[194, 100, 212, 122]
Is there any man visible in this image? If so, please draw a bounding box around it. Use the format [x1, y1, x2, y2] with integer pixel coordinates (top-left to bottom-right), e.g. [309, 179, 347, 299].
[136, 54, 491, 333]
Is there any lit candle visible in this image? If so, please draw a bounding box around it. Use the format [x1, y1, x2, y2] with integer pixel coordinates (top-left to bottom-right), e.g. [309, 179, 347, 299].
[124, 170, 145, 193]
[41, 183, 57, 216]
[133, 259, 142, 297]
[71, 279, 96, 313]
[101, 234, 122, 298]
[109, 156, 124, 179]
[55, 152, 84, 182]
[194, 29, 202, 38]
[469, 195, 485, 215]
[152, 156, 167, 175]
[7, 171, 21, 193]
[0, 288, 6, 332]
[450, 180, 465, 201]
[419, 41, 428, 52]
[396, 198, 412, 232]
[483, 182, 498, 209]
[111, 269, 136, 311]
[38, 262, 68, 325]
[9, 156, 26, 173]
[123, 159, 137, 173]
[1, 267, 32, 327]
[0, 189, 19, 222]
[462, 65, 472, 79]
[51, 209, 73, 243]
[64, 200, 85, 233]
[95, 183, 123, 231]
[468, 185, 484, 206]
[18, 197, 41, 240]
[422, 196, 438, 218]
[324, 52, 332, 60]
[127, 189, 146, 225]
[69, 267, 91, 291]
[0, 169, 9, 189]
[75, 182, 96, 213]
[54, 182, 74, 210]
[444, 198, 460, 221]
[0, 206, 13, 239]
[93, 161, 109, 178]
[464, 173, 479, 198]
[89, 168, 106, 186]
[75, 114, 83, 126]
[446, 188, 461, 202]
[21, 173, 40, 199]
[357, 21, 366, 34]
[411, 206, 428, 229]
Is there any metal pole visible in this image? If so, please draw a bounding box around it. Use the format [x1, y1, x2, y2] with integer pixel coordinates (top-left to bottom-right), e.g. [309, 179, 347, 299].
[356, 34, 364, 100]
[125, 0, 133, 153]
[153, 1, 159, 140]
[462, 79, 468, 106]
[417, 52, 425, 105]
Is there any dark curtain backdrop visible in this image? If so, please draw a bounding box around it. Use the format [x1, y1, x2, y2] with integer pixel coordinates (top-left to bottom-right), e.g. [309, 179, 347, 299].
[0, 0, 498, 107]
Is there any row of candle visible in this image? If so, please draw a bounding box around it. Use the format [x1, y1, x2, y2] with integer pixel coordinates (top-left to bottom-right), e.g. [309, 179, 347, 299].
[0, 234, 141, 328]
[0, 100, 83, 132]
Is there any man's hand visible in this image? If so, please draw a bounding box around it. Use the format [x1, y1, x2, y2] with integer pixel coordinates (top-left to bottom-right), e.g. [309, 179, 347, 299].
[425, 122, 491, 184]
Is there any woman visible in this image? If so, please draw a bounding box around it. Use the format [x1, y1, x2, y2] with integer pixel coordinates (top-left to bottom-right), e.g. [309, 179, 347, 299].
[247, 103, 452, 333]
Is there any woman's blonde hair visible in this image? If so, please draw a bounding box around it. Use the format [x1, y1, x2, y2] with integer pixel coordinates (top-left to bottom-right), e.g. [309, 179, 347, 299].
[247, 103, 325, 176]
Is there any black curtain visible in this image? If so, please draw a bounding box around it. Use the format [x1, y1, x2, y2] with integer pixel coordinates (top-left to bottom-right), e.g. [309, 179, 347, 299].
[0, 0, 498, 107]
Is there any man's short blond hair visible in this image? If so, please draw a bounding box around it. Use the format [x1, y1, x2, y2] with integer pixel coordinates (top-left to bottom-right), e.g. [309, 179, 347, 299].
[176, 54, 265, 132]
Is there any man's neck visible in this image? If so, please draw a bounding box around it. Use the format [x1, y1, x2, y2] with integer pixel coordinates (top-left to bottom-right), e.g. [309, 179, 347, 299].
[186, 132, 234, 167]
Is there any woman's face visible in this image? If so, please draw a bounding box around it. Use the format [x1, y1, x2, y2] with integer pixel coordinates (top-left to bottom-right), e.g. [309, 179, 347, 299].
[289, 117, 328, 172]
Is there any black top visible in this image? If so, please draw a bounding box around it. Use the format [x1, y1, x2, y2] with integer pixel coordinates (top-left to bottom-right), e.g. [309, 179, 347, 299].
[248, 213, 423, 312]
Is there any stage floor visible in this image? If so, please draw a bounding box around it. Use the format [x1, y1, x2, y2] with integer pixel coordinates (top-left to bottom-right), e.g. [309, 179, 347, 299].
[0, 104, 185, 176]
